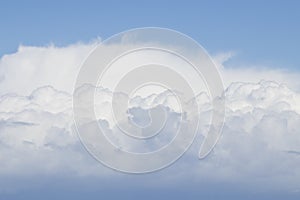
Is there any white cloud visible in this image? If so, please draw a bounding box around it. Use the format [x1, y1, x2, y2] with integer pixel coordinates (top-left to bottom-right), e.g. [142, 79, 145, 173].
[213, 52, 300, 90]
[0, 42, 300, 193]
[0, 43, 98, 95]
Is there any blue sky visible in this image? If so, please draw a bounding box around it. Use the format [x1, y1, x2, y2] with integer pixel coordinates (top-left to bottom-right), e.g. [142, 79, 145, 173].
[1, 0, 300, 69]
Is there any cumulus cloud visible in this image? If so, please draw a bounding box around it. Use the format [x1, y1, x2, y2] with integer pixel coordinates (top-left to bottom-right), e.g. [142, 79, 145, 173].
[0, 42, 300, 194]
[213, 52, 300, 91]
[0, 42, 98, 95]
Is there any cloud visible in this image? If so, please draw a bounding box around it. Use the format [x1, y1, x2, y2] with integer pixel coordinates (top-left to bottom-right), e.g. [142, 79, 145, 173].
[212, 51, 300, 90]
[0, 42, 300, 195]
[0, 42, 98, 95]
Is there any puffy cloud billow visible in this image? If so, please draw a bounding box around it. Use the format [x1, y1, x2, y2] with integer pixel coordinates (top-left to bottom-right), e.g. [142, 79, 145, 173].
[0, 42, 300, 197]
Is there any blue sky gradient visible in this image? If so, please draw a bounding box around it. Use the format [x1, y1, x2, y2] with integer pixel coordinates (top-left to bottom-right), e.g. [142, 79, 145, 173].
[1, 0, 299, 69]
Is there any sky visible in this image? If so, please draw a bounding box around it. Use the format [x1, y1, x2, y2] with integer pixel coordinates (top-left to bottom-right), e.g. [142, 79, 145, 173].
[1, 1, 300, 200]
[1, 0, 300, 69]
